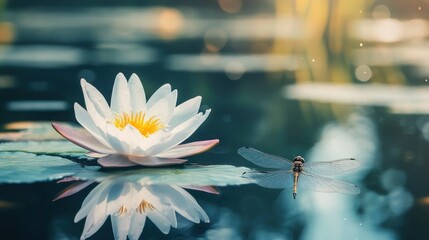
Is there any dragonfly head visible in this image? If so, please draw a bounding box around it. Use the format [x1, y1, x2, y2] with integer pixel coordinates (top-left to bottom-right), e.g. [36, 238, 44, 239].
[293, 156, 305, 163]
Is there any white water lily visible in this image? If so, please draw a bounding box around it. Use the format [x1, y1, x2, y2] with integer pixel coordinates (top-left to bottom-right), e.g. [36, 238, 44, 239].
[72, 180, 210, 240]
[53, 73, 218, 167]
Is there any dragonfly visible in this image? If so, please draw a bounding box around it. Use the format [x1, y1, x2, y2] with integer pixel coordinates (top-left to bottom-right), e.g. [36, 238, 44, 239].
[238, 147, 361, 199]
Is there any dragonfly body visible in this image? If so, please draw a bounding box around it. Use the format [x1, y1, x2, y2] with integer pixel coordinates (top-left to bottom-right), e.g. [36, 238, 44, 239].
[238, 147, 360, 199]
[292, 156, 304, 199]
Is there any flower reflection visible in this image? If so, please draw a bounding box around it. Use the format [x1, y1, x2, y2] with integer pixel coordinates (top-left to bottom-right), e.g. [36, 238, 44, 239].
[59, 178, 211, 240]
[53, 73, 218, 167]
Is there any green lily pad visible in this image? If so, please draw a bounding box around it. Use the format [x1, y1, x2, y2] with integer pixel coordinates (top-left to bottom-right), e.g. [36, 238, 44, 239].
[0, 152, 89, 183]
[73, 165, 254, 186]
[0, 141, 86, 154]
[0, 151, 252, 186]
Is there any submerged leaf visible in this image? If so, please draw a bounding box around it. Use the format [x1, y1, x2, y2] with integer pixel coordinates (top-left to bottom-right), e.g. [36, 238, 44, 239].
[0, 152, 87, 183]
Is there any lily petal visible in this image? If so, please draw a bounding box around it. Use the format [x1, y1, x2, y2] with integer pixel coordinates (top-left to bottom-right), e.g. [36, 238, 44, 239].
[146, 84, 171, 109]
[127, 156, 187, 166]
[82, 204, 109, 239]
[151, 185, 209, 223]
[129, 212, 146, 240]
[57, 177, 79, 183]
[105, 182, 130, 215]
[171, 185, 209, 223]
[80, 79, 97, 120]
[81, 79, 113, 119]
[160, 206, 177, 228]
[98, 155, 138, 167]
[156, 139, 219, 158]
[128, 73, 147, 113]
[122, 125, 147, 156]
[146, 90, 177, 125]
[80, 192, 110, 239]
[75, 182, 110, 222]
[52, 123, 114, 154]
[74, 103, 112, 147]
[170, 109, 211, 135]
[168, 96, 201, 128]
[104, 124, 132, 155]
[109, 184, 134, 240]
[111, 214, 132, 240]
[53, 181, 96, 201]
[146, 210, 172, 234]
[111, 72, 131, 114]
[145, 109, 211, 156]
[137, 128, 172, 152]
[149, 186, 199, 222]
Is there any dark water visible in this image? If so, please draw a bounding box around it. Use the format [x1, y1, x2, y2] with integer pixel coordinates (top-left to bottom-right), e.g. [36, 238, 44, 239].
[1, 1, 429, 240]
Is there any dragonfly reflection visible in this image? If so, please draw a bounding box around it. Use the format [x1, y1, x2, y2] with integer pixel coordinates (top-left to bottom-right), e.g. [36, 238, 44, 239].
[238, 147, 361, 199]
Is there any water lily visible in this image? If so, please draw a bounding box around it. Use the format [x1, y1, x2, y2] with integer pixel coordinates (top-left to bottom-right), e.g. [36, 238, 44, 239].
[68, 180, 210, 240]
[53, 73, 218, 167]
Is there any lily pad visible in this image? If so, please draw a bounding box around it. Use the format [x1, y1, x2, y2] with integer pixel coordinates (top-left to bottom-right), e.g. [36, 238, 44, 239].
[0, 121, 72, 141]
[0, 152, 88, 183]
[0, 151, 252, 187]
[73, 165, 254, 186]
[0, 140, 86, 154]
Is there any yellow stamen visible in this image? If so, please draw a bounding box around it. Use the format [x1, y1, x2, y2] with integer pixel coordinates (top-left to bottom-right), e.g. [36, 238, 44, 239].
[113, 111, 164, 137]
[136, 200, 155, 214]
[117, 205, 127, 216]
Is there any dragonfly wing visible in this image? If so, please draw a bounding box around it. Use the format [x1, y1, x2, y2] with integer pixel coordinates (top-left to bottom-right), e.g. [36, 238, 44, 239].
[243, 170, 294, 189]
[238, 147, 292, 169]
[303, 158, 360, 176]
[298, 171, 360, 194]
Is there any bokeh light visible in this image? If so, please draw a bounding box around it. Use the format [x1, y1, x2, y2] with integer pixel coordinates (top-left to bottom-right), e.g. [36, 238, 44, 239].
[218, 0, 243, 14]
[204, 28, 228, 52]
[355, 65, 372, 82]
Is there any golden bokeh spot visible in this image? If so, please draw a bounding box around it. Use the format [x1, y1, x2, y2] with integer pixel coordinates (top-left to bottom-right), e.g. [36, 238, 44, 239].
[156, 8, 183, 39]
[0, 22, 15, 44]
[136, 200, 155, 214]
[113, 111, 164, 137]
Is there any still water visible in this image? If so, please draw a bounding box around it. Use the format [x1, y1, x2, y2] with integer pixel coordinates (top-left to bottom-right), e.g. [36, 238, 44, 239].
[1, 1, 429, 239]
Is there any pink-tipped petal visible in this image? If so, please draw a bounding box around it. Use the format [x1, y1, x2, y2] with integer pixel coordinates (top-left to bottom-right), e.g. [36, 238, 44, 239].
[53, 181, 95, 201]
[98, 154, 138, 167]
[183, 185, 220, 195]
[52, 123, 114, 154]
[156, 139, 219, 158]
[127, 156, 187, 166]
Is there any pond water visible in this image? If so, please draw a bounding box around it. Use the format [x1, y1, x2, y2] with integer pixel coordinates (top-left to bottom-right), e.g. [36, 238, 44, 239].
[1, 1, 429, 240]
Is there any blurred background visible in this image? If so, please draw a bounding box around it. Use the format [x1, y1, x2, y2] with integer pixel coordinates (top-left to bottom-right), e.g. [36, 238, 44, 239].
[1, 0, 429, 239]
